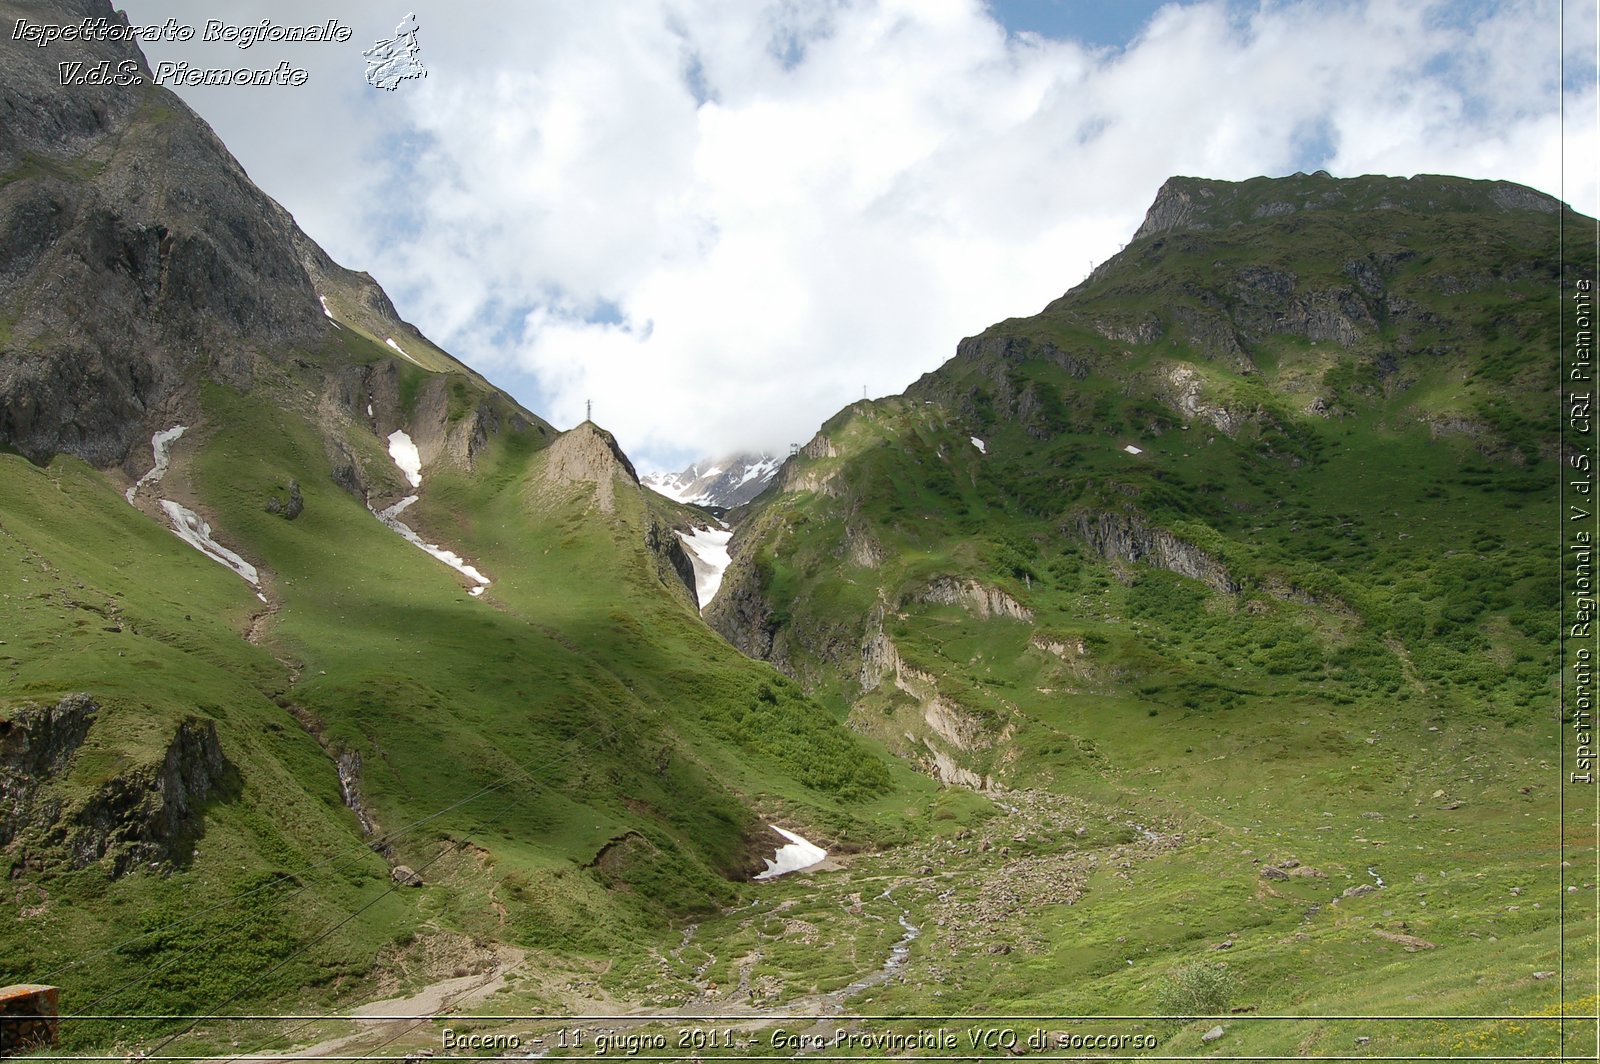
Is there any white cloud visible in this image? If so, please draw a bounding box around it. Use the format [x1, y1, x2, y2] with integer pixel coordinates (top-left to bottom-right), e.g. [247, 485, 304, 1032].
[121, 0, 1592, 470]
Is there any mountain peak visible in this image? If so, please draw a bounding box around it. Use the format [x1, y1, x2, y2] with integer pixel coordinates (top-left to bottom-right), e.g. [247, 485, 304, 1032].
[0, 2, 545, 478]
[1132, 171, 1562, 243]
[535, 421, 640, 513]
[643, 452, 780, 509]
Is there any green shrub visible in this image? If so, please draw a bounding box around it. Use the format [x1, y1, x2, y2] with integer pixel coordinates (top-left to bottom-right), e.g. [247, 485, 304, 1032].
[1155, 960, 1237, 1019]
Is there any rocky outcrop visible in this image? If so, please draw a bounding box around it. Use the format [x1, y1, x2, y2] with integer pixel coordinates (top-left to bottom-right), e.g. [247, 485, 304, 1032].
[904, 333, 1095, 439]
[943, 334, 1094, 380]
[904, 578, 1033, 621]
[4, 702, 236, 877]
[264, 479, 304, 519]
[66, 717, 234, 876]
[645, 517, 700, 609]
[1090, 315, 1163, 346]
[925, 748, 988, 790]
[0, 695, 98, 847]
[1132, 178, 1217, 239]
[1069, 511, 1239, 593]
[857, 606, 898, 692]
[854, 614, 1003, 788]
[1168, 304, 1249, 363]
[326, 438, 369, 499]
[534, 422, 639, 514]
[1154, 364, 1244, 435]
[703, 521, 783, 664]
[335, 750, 380, 839]
[800, 433, 838, 460]
[395, 374, 540, 477]
[843, 521, 884, 568]
[769, 433, 844, 497]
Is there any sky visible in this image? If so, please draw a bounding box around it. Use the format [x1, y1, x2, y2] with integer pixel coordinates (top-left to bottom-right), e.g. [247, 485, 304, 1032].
[117, 0, 1599, 474]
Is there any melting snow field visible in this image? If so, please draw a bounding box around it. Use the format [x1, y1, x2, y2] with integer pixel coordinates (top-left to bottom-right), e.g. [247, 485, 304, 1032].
[754, 826, 828, 880]
[385, 337, 423, 366]
[371, 431, 491, 593]
[387, 430, 423, 488]
[970, 436, 987, 454]
[159, 500, 259, 586]
[318, 295, 341, 328]
[1123, 444, 1144, 455]
[126, 425, 186, 503]
[374, 497, 492, 587]
[674, 525, 732, 608]
[737, 456, 779, 485]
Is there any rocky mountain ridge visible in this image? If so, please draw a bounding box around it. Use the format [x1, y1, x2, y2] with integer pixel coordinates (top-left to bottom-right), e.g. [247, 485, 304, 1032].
[0, 0, 542, 484]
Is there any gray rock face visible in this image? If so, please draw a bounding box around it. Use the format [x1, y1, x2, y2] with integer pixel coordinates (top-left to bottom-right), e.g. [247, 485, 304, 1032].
[335, 749, 380, 838]
[1069, 510, 1239, 594]
[1133, 178, 1215, 239]
[857, 608, 898, 692]
[0, 694, 98, 846]
[770, 433, 845, 497]
[906, 578, 1033, 621]
[645, 516, 700, 609]
[1, 0, 546, 482]
[534, 422, 640, 514]
[0, 0, 331, 468]
[704, 540, 782, 664]
[905, 333, 1094, 439]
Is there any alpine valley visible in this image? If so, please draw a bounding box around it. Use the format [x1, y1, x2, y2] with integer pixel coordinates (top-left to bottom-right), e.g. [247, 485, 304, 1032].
[0, 1, 1594, 1060]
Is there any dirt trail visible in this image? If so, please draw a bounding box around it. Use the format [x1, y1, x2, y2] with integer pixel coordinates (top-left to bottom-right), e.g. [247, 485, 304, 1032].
[242, 949, 523, 1062]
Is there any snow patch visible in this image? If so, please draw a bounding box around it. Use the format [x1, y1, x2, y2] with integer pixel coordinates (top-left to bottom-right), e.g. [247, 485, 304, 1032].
[158, 500, 259, 585]
[642, 454, 780, 508]
[970, 436, 986, 454]
[318, 295, 341, 328]
[369, 437, 491, 592]
[1122, 444, 1144, 455]
[385, 337, 423, 366]
[373, 497, 492, 588]
[126, 425, 186, 503]
[675, 525, 733, 608]
[754, 826, 827, 880]
[643, 476, 694, 504]
[737, 456, 779, 484]
[387, 430, 422, 488]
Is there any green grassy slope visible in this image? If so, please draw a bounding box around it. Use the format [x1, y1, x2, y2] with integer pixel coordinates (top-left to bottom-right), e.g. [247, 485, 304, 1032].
[0, 355, 922, 1053]
[696, 173, 1595, 1056]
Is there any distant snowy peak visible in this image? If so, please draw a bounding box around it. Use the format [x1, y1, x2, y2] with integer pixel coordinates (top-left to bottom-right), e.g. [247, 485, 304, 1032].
[644, 453, 780, 509]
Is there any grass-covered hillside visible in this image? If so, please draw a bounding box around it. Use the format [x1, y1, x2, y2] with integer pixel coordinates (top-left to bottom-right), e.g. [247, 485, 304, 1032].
[0, 359, 923, 1054]
[0, 4, 919, 1051]
[2, 3, 1593, 1054]
[699, 171, 1596, 1056]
